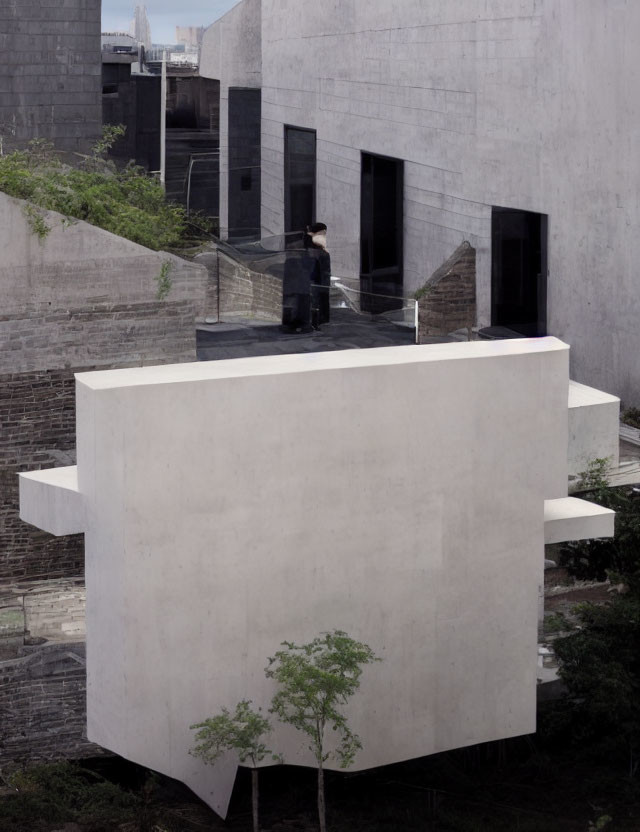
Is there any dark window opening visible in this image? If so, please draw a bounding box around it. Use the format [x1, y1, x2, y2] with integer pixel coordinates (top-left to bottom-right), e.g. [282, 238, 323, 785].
[360, 152, 404, 313]
[491, 207, 548, 337]
[284, 126, 316, 234]
[228, 87, 261, 241]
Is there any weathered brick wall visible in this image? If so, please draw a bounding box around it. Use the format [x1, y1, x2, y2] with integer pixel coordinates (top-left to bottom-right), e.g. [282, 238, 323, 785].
[197, 246, 282, 322]
[417, 242, 476, 340]
[0, 194, 208, 581]
[0, 642, 104, 766]
[0, 0, 102, 152]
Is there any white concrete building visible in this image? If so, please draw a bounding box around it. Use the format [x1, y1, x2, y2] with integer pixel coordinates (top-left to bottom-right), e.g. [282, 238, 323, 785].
[20, 338, 615, 817]
[200, 0, 640, 405]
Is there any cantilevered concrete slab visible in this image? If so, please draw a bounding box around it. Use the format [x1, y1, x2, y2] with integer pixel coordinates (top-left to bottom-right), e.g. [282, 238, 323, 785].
[19, 337, 613, 818]
[544, 497, 615, 545]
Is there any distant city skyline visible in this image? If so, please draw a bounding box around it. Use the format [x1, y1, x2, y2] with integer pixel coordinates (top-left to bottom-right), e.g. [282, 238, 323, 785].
[101, 0, 238, 44]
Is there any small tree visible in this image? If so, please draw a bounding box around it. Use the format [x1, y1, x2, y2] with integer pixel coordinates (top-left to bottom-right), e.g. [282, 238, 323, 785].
[265, 630, 379, 832]
[190, 700, 272, 832]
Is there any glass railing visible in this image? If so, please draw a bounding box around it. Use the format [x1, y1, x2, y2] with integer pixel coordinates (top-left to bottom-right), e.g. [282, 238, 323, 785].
[200, 236, 418, 342]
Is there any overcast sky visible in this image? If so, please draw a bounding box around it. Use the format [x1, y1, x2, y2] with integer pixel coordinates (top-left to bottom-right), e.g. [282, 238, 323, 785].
[101, 0, 238, 44]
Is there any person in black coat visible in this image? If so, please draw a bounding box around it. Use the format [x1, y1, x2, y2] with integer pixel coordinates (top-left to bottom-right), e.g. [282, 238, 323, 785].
[305, 222, 331, 326]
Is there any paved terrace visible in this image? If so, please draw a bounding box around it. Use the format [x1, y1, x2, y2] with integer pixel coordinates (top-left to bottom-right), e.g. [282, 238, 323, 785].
[196, 307, 425, 361]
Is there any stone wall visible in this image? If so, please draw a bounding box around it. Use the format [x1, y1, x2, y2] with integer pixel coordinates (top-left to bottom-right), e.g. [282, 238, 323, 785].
[417, 242, 476, 340]
[197, 246, 281, 322]
[0, 0, 101, 152]
[0, 642, 102, 767]
[0, 192, 207, 581]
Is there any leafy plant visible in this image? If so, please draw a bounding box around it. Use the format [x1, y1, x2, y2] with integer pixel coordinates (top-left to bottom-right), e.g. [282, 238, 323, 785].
[622, 408, 640, 430]
[190, 700, 273, 832]
[554, 597, 640, 777]
[91, 123, 126, 160]
[0, 132, 213, 252]
[543, 612, 572, 635]
[0, 762, 138, 830]
[22, 201, 50, 241]
[155, 261, 173, 300]
[266, 630, 380, 832]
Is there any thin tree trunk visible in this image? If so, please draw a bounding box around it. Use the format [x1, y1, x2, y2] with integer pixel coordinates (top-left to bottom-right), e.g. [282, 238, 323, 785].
[252, 768, 259, 832]
[317, 762, 326, 832]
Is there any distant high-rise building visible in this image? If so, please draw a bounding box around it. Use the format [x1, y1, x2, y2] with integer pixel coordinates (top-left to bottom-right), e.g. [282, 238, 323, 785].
[175, 25, 205, 49]
[130, 5, 152, 51]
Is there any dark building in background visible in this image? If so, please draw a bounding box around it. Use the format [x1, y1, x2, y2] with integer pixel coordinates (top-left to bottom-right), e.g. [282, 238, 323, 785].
[0, 0, 101, 152]
[102, 40, 161, 172]
[102, 46, 220, 223]
[163, 72, 220, 220]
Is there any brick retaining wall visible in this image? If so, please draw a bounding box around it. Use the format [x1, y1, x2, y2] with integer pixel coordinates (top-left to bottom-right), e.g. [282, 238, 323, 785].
[417, 242, 476, 340]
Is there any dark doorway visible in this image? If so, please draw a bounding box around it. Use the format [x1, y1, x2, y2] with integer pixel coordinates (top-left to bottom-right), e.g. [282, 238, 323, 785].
[360, 152, 404, 313]
[228, 87, 261, 241]
[491, 207, 547, 336]
[284, 126, 316, 233]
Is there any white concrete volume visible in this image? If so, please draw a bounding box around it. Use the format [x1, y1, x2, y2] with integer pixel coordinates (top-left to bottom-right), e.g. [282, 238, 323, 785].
[20, 338, 613, 817]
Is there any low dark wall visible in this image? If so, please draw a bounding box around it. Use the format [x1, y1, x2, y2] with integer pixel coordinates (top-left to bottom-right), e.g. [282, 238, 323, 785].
[0, 642, 103, 767]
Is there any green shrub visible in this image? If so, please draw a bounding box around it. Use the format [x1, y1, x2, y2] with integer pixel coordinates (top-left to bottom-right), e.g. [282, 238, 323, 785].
[0, 762, 139, 830]
[622, 408, 640, 430]
[0, 129, 213, 252]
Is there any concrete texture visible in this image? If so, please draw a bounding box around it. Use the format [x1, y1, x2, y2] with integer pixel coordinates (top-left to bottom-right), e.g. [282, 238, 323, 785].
[0, 0, 102, 152]
[568, 381, 620, 477]
[201, 0, 640, 404]
[544, 497, 615, 545]
[19, 336, 615, 817]
[200, 0, 261, 238]
[0, 190, 208, 582]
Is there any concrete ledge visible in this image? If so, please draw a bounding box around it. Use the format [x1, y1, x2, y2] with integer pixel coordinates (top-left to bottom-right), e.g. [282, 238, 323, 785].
[544, 496, 615, 544]
[19, 466, 84, 537]
[568, 380, 620, 476]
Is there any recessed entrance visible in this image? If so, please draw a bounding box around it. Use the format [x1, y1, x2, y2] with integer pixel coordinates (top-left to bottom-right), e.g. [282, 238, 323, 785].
[360, 152, 404, 313]
[491, 207, 547, 336]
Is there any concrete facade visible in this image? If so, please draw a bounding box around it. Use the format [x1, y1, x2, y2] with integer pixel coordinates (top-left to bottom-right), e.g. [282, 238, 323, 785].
[0, 189, 207, 584]
[201, 0, 640, 405]
[0, 0, 102, 152]
[200, 0, 261, 239]
[20, 338, 615, 817]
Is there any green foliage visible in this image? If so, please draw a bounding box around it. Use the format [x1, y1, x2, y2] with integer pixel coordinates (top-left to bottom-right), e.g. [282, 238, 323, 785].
[622, 408, 640, 430]
[560, 484, 640, 592]
[190, 699, 273, 768]
[543, 611, 572, 635]
[576, 457, 611, 495]
[0, 131, 213, 252]
[0, 762, 138, 830]
[266, 630, 380, 770]
[588, 815, 613, 831]
[91, 123, 126, 159]
[155, 261, 173, 300]
[22, 201, 50, 241]
[552, 597, 640, 773]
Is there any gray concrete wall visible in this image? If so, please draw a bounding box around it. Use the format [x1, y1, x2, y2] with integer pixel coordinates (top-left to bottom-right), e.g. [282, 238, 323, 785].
[22, 337, 570, 816]
[200, 0, 262, 237]
[0, 191, 208, 582]
[0, 0, 102, 152]
[250, 0, 640, 404]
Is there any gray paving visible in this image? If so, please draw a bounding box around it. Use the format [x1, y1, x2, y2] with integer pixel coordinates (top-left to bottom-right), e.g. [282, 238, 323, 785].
[196, 308, 435, 361]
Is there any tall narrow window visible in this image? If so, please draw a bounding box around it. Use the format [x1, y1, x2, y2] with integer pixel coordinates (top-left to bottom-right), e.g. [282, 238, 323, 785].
[228, 87, 261, 241]
[284, 126, 316, 233]
[360, 152, 404, 312]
